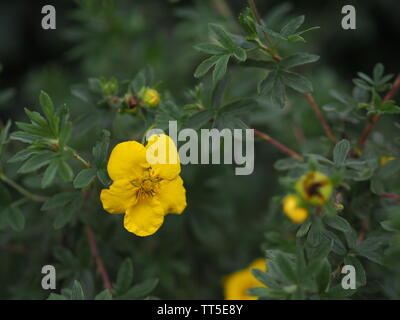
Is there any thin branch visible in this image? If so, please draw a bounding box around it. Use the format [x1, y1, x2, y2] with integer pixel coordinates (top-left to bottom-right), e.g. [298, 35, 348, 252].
[358, 74, 400, 151]
[303, 93, 337, 144]
[0, 173, 48, 202]
[84, 226, 113, 292]
[380, 192, 400, 201]
[254, 129, 304, 160]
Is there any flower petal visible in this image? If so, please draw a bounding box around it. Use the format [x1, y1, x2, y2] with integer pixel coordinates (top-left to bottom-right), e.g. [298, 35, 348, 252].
[157, 176, 187, 214]
[124, 199, 165, 237]
[107, 141, 148, 181]
[145, 134, 180, 180]
[100, 179, 137, 214]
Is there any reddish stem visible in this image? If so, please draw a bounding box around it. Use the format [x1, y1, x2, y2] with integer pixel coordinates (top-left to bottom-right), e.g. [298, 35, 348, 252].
[254, 129, 303, 160]
[358, 74, 400, 151]
[380, 192, 400, 201]
[303, 93, 337, 144]
[84, 226, 113, 292]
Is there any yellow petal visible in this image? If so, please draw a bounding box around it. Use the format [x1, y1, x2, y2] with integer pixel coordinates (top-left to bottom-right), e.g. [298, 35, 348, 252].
[249, 258, 267, 271]
[224, 269, 259, 300]
[124, 199, 165, 237]
[145, 134, 180, 180]
[100, 179, 137, 214]
[107, 141, 148, 181]
[157, 176, 187, 214]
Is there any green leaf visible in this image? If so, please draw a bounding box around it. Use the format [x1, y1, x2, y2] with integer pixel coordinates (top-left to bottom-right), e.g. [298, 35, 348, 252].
[315, 259, 331, 293]
[41, 191, 80, 211]
[70, 281, 85, 300]
[232, 47, 247, 62]
[47, 293, 67, 300]
[275, 253, 297, 283]
[115, 258, 134, 295]
[18, 151, 55, 174]
[185, 110, 214, 130]
[333, 139, 350, 167]
[280, 15, 305, 37]
[8, 149, 40, 163]
[95, 290, 112, 300]
[42, 159, 60, 188]
[213, 54, 230, 84]
[208, 24, 235, 50]
[58, 161, 74, 182]
[53, 204, 76, 230]
[39, 91, 58, 136]
[373, 63, 384, 82]
[194, 43, 228, 55]
[39, 91, 55, 120]
[73, 168, 97, 189]
[296, 220, 311, 237]
[324, 215, 352, 233]
[281, 52, 319, 69]
[271, 77, 286, 108]
[251, 268, 279, 288]
[92, 130, 110, 169]
[281, 71, 313, 93]
[0, 120, 11, 156]
[218, 99, 256, 116]
[6, 206, 25, 231]
[119, 278, 158, 300]
[258, 70, 277, 94]
[194, 55, 220, 78]
[247, 287, 287, 299]
[0, 183, 12, 206]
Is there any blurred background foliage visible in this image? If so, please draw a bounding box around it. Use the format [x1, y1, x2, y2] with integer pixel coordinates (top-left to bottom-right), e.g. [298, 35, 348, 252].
[0, 0, 400, 299]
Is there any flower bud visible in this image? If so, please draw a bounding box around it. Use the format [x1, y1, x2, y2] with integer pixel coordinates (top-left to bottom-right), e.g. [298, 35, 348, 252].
[140, 88, 160, 108]
[295, 171, 333, 206]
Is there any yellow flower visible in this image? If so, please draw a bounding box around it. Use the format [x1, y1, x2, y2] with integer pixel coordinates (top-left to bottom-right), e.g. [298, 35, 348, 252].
[224, 258, 267, 300]
[100, 134, 187, 237]
[295, 171, 333, 205]
[141, 88, 160, 108]
[283, 194, 308, 224]
[379, 156, 395, 166]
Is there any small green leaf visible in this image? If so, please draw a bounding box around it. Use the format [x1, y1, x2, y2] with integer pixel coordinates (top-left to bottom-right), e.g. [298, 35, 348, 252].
[8, 149, 40, 163]
[208, 24, 235, 50]
[42, 159, 60, 188]
[333, 139, 351, 167]
[258, 70, 277, 94]
[119, 278, 159, 300]
[194, 55, 220, 78]
[115, 258, 134, 295]
[18, 151, 55, 174]
[6, 206, 25, 231]
[70, 280, 85, 300]
[194, 43, 228, 55]
[95, 290, 112, 300]
[58, 161, 74, 182]
[281, 52, 319, 69]
[281, 71, 313, 93]
[73, 168, 97, 189]
[213, 54, 230, 84]
[41, 191, 80, 211]
[280, 15, 305, 37]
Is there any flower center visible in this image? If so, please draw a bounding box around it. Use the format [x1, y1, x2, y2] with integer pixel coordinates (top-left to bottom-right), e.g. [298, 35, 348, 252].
[131, 171, 161, 200]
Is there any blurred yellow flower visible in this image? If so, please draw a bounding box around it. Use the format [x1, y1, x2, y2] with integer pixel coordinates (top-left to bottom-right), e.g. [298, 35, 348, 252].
[283, 194, 308, 223]
[224, 258, 267, 300]
[100, 134, 186, 237]
[379, 156, 395, 166]
[295, 171, 333, 205]
[141, 88, 160, 108]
